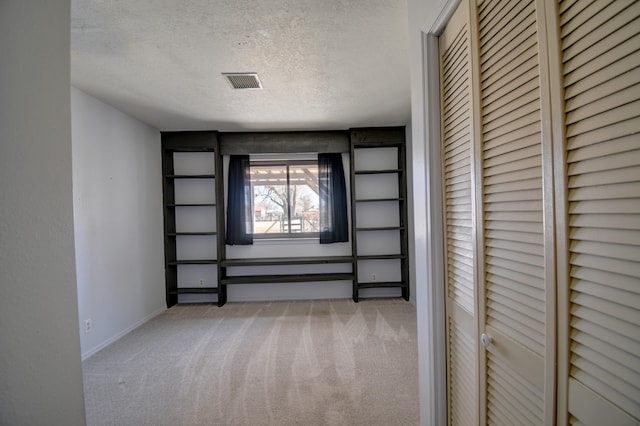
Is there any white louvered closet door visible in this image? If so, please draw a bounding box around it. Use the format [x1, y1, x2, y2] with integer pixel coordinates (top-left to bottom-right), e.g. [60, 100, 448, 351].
[474, 0, 555, 423]
[556, 0, 640, 423]
[440, 1, 479, 425]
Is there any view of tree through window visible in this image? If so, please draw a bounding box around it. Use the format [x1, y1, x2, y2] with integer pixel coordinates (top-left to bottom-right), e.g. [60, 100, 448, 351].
[250, 161, 320, 237]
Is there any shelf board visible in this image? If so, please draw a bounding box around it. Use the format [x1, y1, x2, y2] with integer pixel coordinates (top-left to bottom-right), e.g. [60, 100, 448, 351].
[165, 174, 216, 179]
[355, 198, 403, 203]
[166, 203, 216, 207]
[167, 232, 217, 236]
[169, 287, 219, 294]
[221, 256, 354, 267]
[222, 273, 354, 285]
[354, 169, 402, 175]
[356, 254, 406, 260]
[164, 147, 216, 153]
[167, 260, 218, 265]
[356, 226, 404, 232]
[357, 281, 408, 289]
[352, 142, 403, 149]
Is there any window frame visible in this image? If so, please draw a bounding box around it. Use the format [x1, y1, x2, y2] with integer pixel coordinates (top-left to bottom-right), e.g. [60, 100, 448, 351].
[249, 158, 320, 240]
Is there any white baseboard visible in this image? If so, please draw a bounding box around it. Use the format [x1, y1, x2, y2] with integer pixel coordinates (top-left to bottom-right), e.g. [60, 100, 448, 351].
[81, 306, 166, 361]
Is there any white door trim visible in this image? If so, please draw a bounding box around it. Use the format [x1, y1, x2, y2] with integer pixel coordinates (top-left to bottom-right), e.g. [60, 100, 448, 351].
[414, 1, 462, 425]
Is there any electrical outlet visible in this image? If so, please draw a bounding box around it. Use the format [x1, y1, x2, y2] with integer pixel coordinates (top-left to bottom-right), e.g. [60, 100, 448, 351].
[199, 279, 204, 286]
[372, 273, 376, 281]
[84, 318, 92, 333]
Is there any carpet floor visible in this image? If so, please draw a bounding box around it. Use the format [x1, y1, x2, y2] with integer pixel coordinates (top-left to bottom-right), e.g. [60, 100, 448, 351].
[83, 299, 419, 425]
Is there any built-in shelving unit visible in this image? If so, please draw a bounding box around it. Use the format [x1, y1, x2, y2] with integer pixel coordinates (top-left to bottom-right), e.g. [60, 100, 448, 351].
[161, 128, 408, 306]
[161, 132, 226, 307]
[350, 127, 410, 302]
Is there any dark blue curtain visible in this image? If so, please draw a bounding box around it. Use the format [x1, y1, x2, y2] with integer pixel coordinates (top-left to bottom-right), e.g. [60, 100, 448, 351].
[226, 155, 253, 245]
[319, 153, 349, 244]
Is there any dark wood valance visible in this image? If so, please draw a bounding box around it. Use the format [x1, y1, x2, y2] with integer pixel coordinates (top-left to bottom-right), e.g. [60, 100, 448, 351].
[219, 131, 350, 155]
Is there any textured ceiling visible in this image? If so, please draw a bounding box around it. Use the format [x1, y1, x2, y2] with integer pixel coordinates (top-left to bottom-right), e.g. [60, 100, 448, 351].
[71, 0, 410, 132]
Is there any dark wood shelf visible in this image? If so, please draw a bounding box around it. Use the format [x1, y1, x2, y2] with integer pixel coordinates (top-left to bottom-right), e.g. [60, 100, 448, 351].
[220, 256, 355, 287]
[222, 273, 354, 285]
[354, 169, 402, 175]
[221, 256, 354, 267]
[167, 232, 217, 236]
[356, 254, 405, 260]
[356, 226, 404, 232]
[165, 174, 216, 179]
[357, 281, 408, 289]
[166, 203, 216, 207]
[355, 197, 404, 203]
[167, 259, 217, 265]
[163, 147, 216, 153]
[169, 287, 219, 294]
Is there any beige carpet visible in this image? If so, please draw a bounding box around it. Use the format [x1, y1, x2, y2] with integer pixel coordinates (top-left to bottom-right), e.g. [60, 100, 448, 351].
[83, 299, 419, 426]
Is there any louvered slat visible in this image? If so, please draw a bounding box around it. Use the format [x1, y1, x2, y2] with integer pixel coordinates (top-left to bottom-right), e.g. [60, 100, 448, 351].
[571, 318, 640, 369]
[562, 1, 640, 61]
[479, 0, 545, 359]
[479, 1, 533, 63]
[486, 352, 544, 425]
[569, 413, 587, 426]
[449, 319, 476, 426]
[477, 0, 547, 423]
[486, 303, 544, 355]
[486, 270, 545, 300]
[442, 21, 475, 315]
[561, 0, 628, 41]
[561, 0, 640, 422]
[565, 52, 640, 101]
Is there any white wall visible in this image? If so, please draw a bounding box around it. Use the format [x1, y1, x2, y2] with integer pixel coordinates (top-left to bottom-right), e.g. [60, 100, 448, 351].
[0, 1, 86, 424]
[407, 0, 455, 425]
[72, 87, 166, 359]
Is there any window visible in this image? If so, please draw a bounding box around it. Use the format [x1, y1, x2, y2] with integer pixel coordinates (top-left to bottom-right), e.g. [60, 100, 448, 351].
[226, 153, 348, 245]
[250, 160, 320, 238]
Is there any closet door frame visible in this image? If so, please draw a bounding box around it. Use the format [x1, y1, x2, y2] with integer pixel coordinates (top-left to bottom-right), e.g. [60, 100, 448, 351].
[422, 31, 449, 426]
[420, 1, 465, 424]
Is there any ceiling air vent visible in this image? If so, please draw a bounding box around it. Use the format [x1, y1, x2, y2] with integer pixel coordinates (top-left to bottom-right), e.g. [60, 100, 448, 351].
[223, 72, 262, 90]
